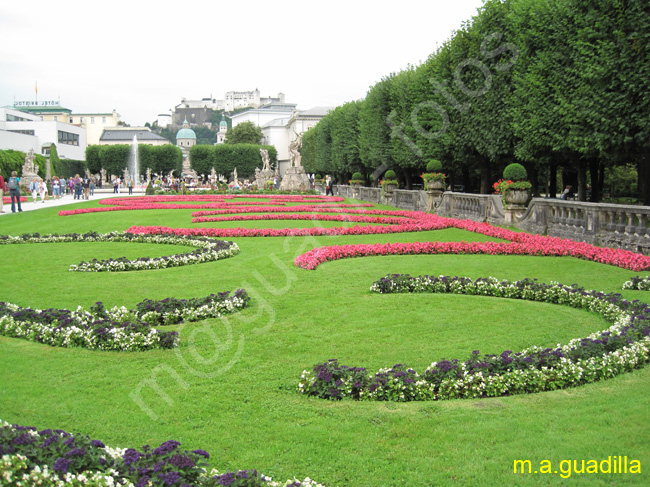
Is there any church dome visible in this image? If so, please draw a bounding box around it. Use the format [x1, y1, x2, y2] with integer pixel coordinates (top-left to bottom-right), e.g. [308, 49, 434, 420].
[176, 127, 196, 139]
[177, 118, 196, 139]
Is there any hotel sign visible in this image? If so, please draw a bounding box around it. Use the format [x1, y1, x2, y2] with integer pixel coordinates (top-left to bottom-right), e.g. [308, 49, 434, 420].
[14, 100, 60, 107]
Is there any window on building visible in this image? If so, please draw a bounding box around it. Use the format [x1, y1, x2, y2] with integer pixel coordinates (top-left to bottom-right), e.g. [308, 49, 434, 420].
[102, 116, 107, 123]
[69, 117, 74, 123]
[54, 116, 58, 121]
[80, 117, 84, 123]
[8, 129, 35, 136]
[58, 130, 79, 146]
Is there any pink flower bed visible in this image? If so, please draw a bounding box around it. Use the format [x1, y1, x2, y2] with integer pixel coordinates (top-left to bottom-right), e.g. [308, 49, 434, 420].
[192, 213, 411, 225]
[3, 196, 28, 204]
[58, 194, 353, 216]
[293, 217, 650, 271]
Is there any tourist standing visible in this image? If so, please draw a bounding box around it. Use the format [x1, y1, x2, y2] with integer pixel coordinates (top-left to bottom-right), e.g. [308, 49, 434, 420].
[8, 171, 22, 212]
[127, 178, 134, 195]
[39, 178, 48, 203]
[90, 178, 95, 196]
[52, 177, 61, 199]
[74, 174, 83, 200]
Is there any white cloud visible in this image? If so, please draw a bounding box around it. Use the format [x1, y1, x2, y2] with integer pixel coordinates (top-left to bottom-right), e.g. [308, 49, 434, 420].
[0, 0, 484, 125]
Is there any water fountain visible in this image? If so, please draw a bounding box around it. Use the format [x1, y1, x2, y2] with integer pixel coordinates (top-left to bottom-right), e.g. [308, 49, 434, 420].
[128, 135, 139, 191]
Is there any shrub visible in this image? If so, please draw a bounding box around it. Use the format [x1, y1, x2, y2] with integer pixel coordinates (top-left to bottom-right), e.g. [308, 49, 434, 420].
[426, 159, 442, 172]
[384, 170, 396, 180]
[145, 180, 155, 195]
[503, 163, 527, 181]
[351, 172, 363, 181]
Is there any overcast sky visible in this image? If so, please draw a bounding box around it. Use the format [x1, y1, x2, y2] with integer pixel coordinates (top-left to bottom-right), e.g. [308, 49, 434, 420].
[0, 0, 485, 126]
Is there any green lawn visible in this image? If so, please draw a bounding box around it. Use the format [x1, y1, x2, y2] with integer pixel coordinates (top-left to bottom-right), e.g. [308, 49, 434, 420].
[1, 198, 649, 486]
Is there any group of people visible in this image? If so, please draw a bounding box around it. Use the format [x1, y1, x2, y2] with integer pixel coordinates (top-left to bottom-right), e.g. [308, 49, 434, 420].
[0, 170, 104, 213]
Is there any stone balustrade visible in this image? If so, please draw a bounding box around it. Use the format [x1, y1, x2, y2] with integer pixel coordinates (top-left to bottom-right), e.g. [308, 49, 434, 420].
[328, 184, 650, 254]
[519, 199, 650, 254]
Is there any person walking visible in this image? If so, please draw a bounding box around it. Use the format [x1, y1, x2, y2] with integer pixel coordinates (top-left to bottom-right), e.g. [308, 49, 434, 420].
[127, 178, 134, 195]
[82, 175, 90, 200]
[30, 179, 39, 202]
[325, 175, 334, 196]
[90, 178, 95, 196]
[8, 171, 22, 212]
[0, 169, 6, 213]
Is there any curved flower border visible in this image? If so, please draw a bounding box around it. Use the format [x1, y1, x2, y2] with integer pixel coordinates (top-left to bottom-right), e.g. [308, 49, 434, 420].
[293, 215, 650, 271]
[0, 420, 326, 487]
[0, 290, 249, 352]
[297, 275, 650, 402]
[0, 232, 239, 272]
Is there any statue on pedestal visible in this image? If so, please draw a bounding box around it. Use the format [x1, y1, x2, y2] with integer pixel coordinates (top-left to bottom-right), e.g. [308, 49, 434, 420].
[288, 130, 303, 168]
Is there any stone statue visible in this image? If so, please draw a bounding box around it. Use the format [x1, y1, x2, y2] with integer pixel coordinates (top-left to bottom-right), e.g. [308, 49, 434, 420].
[288, 129, 303, 168]
[146, 167, 152, 183]
[260, 148, 271, 171]
[22, 149, 37, 175]
[233, 167, 238, 183]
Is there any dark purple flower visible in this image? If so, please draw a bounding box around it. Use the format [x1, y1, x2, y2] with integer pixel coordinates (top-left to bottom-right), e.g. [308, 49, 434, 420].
[12, 433, 35, 445]
[217, 472, 236, 485]
[123, 448, 143, 466]
[53, 457, 71, 474]
[65, 448, 86, 457]
[158, 471, 181, 486]
[169, 454, 195, 469]
[152, 440, 181, 456]
[192, 449, 210, 459]
[136, 476, 150, 487]
[91, 439, 106, 448]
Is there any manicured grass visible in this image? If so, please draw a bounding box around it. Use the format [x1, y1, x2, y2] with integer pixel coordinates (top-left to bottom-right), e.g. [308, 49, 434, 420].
[1, 199, 649, 486]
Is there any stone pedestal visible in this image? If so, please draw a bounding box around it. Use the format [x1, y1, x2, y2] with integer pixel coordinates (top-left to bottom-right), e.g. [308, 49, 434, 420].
[279, 166, 311, 192]
[351, 183, 361, 199]
[255, 168, 275, 190]
[426, 180, 445, 212]
[503, 190, 529, 223]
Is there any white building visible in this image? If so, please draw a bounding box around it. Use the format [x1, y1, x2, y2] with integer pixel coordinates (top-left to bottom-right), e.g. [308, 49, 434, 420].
[68, 110, 121, 145]
[0, 107, 86, 160]
[231, 105, 332, 174]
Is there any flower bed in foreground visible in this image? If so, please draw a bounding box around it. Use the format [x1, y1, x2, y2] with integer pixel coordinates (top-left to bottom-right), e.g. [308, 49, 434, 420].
[0, 290, 249, 351]
[0, 232, 239, 272]
[297, 275, 650, 401]
[0, 420, 326, 487]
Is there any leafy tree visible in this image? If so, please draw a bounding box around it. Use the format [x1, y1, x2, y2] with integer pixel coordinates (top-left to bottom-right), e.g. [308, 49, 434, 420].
[225, 121, 263, 145]
[86, 145, 102, 174]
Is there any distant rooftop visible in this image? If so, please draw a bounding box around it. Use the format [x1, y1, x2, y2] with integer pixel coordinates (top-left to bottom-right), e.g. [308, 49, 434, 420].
[297, 107, 333, 117]
[100, 129, 168, 142]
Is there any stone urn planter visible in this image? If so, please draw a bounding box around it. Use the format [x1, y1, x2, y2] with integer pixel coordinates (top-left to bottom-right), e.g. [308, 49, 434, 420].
[384, 183, 397, 197]
[503, 189, 529, 206]
[351, 183, 361, 199]
[427, 180, 445, 191]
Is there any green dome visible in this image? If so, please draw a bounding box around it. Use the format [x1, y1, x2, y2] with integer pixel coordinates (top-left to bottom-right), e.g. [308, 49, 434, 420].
[176, 127, 196, 139]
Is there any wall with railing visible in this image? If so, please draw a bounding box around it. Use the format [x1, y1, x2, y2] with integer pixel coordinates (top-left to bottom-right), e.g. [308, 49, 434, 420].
[330, 185, 650, 254]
